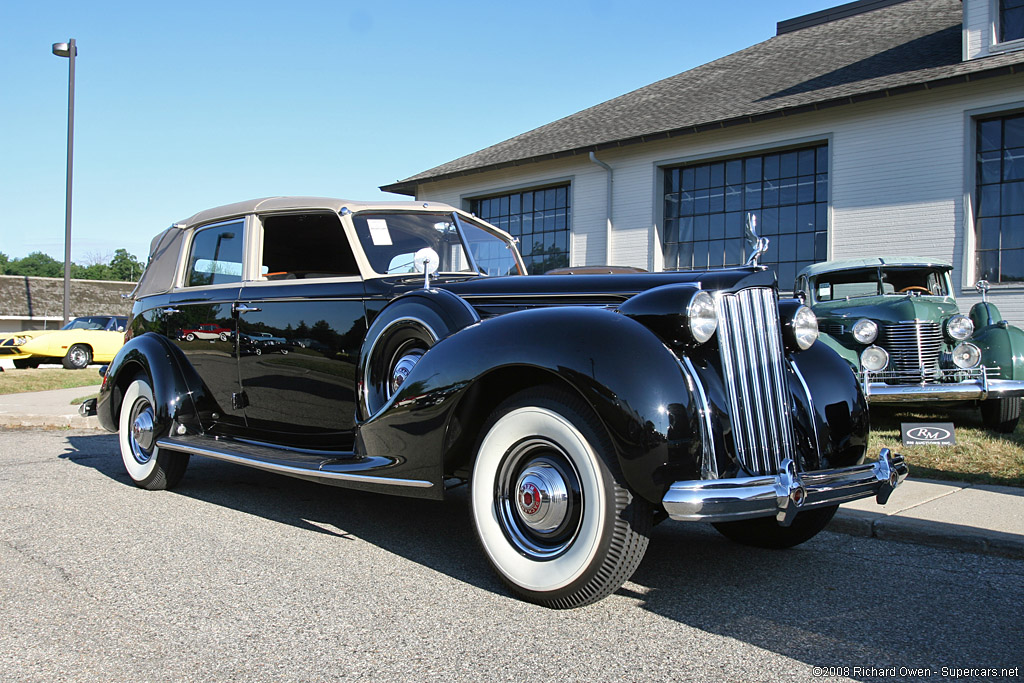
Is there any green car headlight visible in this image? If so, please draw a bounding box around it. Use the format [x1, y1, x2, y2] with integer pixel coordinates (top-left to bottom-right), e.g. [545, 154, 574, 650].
[851, 318, 878, 344]
[945, 314, 974, 342]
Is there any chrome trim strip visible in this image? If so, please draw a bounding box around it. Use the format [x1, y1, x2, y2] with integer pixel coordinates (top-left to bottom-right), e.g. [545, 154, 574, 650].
[679, 356, 718, 479]
[662, 449, 907, 524]
[789, 361, 822, 454]
[862, 378, 1024, 402]
[155, 437, 434, 488]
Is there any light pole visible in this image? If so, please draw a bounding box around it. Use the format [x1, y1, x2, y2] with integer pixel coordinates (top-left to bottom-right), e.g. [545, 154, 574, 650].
[52, 38, 76, 326]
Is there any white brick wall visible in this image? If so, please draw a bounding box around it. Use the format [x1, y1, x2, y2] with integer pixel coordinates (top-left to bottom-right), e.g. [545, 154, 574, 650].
[410, 75, 1024, 325]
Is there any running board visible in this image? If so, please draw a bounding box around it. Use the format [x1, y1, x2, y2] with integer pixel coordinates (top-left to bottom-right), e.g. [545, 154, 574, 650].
[156, 435, 433, 488]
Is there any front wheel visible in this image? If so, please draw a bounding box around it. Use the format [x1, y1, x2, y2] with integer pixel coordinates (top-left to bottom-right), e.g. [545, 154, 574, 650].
[470, 387, 651, 608]
[980, 397, 1021, 434]
[712, 505, 838, 549]
[118, 376, 189, 490]
[62, 344, 92, 369]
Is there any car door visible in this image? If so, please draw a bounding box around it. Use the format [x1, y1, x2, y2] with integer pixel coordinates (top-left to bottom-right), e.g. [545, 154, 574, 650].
[164, 219, 246, 435]
[234, 210, 367, 450]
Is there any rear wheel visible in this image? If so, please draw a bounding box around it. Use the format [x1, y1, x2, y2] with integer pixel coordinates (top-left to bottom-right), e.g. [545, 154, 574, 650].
[470, 387, 651, 608]
[62, 344, 92, 369]
[712, 505, 838, 549]
[980, 397, 1021, 434]
[118, 376, 189, 490]
[13, 358, 41, 369]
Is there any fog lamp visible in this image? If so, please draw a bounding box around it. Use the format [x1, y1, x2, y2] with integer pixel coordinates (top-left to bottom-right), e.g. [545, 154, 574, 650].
[952, 342, 981, 369]
[860, 345, 889, 372]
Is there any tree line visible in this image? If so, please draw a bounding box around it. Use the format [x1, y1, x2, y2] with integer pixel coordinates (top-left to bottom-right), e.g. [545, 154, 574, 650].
[0, 249, 143, 282]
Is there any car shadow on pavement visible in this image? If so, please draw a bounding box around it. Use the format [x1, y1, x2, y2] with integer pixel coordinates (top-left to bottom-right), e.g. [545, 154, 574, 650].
[621, 521, 1023, 675]
[60, 433, 506, 597]
[61, 433, 1023, 674]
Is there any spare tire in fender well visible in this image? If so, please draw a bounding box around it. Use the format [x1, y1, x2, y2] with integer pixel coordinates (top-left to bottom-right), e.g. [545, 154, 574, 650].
[358, 288, 480, 420]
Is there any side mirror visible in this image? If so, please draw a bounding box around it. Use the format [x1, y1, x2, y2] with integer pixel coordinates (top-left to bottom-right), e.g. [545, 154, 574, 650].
[414, 247, 440, 289]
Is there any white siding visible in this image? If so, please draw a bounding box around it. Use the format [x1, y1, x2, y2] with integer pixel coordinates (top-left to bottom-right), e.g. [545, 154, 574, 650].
[964, 0, 991, 59]
[411, 75, 1024, 325]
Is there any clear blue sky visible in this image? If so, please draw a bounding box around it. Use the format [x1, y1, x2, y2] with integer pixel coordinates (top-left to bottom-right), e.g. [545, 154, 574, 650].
[1, 0, 839, 264]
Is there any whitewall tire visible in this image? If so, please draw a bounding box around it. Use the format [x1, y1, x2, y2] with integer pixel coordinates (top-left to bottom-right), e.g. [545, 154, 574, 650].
[471, 388, 651, 608]
[118, 376, 189, 490]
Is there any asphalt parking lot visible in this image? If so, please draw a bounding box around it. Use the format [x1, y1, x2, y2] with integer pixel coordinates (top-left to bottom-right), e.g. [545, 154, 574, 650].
[2, 429, 1022, 682]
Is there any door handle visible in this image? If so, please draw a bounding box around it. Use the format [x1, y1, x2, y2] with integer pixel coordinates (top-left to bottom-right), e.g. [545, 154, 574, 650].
[161, 307, 181, 315]
[232, 303, 262, 314]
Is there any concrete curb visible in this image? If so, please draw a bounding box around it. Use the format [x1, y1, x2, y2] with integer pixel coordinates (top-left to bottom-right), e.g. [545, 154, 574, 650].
[830, 509, 1024, 559]
[0, 414, 101, 430]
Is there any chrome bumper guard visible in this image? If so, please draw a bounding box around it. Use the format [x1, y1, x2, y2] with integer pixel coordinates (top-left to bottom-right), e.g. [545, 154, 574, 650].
[662, 449, 907, 526]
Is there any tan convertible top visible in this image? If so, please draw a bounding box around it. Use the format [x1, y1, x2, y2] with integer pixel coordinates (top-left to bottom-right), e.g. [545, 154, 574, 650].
[133, 197, 466, 299]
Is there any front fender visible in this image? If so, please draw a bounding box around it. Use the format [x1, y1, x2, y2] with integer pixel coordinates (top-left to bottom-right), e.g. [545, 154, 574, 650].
[972, 322, 1024, 381]
[356, 306, 703, 504]
[96, 333, 205, 434]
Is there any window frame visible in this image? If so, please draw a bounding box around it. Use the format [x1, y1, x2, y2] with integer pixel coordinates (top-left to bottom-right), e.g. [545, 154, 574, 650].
[179, 218, 248, 290]
[247, 210, 364, 286]
[465, 181, 573, 275]
[971, 108, 1024, 286]
[990, 0, 1024, 52]
[655, 138, 830, 289]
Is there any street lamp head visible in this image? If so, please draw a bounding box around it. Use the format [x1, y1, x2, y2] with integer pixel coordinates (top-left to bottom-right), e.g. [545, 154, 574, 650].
[52, 41, 76, 58]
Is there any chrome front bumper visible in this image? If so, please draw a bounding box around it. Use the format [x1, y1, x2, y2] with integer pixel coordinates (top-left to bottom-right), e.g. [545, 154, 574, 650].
[662, 449, 907, 526]
[861, 377, 1024, 402]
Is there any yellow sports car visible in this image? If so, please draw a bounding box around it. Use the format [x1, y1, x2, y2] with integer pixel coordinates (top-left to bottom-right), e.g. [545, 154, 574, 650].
[0, 315, 128, 369]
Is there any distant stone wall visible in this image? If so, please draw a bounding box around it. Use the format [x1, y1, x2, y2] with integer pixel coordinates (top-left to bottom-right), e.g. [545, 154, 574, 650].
[0, 275, 134, 331]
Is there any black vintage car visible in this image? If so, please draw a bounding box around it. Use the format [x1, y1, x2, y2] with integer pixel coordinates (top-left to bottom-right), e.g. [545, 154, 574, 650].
[96, 197, 906, 608]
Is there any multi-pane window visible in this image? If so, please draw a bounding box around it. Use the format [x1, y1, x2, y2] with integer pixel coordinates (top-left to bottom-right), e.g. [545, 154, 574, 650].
[977, 113, 1024, 283]
[1000, 0, 1024, 43]
[470, 185, 570, 274]
[662, 144, 828, 289]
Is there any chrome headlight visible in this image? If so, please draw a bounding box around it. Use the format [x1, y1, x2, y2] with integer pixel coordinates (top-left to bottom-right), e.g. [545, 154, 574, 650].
[686, 290, 718, 344]
[952, 342, 981, 369]
[851, 318, 878, 344]
[860, 345, 889, 372]
[789, 305, 818, 350]
[945, 314, 974, 341]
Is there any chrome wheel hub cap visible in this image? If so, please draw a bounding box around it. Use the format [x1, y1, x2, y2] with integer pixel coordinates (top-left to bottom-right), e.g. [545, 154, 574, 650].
[389, 349, 425, 397]
[515, 463, 569, 533]
[130, 403, 155, 463]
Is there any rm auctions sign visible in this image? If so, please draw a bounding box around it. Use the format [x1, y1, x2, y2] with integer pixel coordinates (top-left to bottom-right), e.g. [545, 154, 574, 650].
[901, 422, 956, 446]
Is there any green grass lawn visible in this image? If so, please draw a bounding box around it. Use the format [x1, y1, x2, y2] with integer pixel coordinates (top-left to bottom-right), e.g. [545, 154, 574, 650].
[0, 367, 103, 395]
[868, 404, 1023, 487]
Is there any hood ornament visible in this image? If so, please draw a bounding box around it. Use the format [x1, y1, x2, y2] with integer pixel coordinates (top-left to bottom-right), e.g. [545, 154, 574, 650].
[744, 213, 769, 267]
[975, 279, 990, 303]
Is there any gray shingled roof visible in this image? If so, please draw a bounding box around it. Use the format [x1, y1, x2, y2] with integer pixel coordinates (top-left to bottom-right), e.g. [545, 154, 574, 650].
[382, 0, 1024, 195]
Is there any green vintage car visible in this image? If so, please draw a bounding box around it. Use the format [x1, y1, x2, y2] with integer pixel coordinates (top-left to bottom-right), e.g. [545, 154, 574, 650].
[794, 257, 1024, 433]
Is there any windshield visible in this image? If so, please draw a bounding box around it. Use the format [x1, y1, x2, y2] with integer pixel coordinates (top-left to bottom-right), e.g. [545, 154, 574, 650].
[812, 267, 950, 302]
[62, 316, 113, 331]
[352, 211, 522, 277]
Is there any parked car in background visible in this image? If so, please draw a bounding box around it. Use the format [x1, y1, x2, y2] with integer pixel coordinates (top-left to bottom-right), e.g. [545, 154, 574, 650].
[795, 257, 1024, 433]
[180, 323, 232, 342]
[96, 197, 905, 608]
[0, 315, 128, 369]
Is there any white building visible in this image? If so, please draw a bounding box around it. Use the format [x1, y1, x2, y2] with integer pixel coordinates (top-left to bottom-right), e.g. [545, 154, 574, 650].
[382, 0, 1024, 324]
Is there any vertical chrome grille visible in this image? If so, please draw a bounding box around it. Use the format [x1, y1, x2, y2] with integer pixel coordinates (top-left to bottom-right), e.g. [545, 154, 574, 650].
[715, 287, 795, 476]
[880, 321, 942, 382]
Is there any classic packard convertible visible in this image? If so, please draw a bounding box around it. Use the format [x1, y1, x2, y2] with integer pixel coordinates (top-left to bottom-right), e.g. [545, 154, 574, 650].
[795, 258, 1024, 433]
[96, 197, 906, 607]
